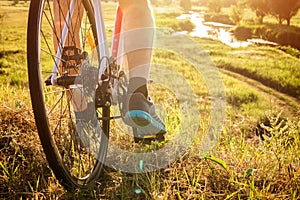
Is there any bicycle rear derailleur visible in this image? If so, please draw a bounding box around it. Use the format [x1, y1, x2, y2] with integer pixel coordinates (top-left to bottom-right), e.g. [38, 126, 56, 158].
[95, 57, 128, 109]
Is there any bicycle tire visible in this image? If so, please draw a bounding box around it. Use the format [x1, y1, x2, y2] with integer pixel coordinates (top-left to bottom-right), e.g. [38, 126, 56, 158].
[27, 0, 109, 190]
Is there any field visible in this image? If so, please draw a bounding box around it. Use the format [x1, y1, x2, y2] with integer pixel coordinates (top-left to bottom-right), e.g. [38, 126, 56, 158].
[0, 1, 300, 199]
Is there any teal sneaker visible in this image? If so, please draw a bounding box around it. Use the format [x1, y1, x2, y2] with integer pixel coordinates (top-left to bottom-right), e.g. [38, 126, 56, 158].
[124, 92, 166, 140]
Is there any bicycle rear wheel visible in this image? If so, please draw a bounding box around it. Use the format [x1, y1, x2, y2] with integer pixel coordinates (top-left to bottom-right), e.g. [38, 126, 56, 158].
[27, 0, 109, 190]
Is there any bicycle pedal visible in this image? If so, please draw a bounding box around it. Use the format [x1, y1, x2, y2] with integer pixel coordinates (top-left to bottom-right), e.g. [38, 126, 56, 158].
[45, 75, 52, 86]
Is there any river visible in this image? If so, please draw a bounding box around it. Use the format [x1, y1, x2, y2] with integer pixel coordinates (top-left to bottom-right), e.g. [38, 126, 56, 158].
[177, 12, 277, 48]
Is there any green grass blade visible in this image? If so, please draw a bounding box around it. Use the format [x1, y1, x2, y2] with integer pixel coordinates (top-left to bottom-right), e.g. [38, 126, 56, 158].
[204, 154, 228, 170]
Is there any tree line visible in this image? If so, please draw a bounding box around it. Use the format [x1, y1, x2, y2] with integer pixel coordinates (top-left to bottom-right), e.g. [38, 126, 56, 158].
[12, 0, 300, 26]
[244, 0, 300, 26]
[180, 0, 300, 26]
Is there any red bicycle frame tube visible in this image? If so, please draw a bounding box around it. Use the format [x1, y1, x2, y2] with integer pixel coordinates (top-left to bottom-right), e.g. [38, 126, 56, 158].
[112, 6, 123, 58]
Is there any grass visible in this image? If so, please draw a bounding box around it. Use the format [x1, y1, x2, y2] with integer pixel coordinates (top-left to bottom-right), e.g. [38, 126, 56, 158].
[0, 1, 300, 199]
[0, 0, 30, 110]
[196, 37, 300, 100]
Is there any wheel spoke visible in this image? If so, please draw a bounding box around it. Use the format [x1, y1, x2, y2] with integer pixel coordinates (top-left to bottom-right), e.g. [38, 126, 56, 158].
[27, 0, 109, 190]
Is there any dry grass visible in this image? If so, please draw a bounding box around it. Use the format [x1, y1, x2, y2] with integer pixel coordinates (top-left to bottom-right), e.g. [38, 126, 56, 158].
[0, 1, 300, 199]
[0, 105, 299, 199]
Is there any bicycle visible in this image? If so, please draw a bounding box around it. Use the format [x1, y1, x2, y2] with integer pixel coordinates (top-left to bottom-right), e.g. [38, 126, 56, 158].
[27, 0, 155, 190]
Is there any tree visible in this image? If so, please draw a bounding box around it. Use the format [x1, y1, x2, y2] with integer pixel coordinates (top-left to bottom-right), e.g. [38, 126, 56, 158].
[180, 0, 192, 12]
[207, 0, 223, 13]
[244, 0, 270, 24]
[269, 0, 300, 26]
[230, 4, 244, 24]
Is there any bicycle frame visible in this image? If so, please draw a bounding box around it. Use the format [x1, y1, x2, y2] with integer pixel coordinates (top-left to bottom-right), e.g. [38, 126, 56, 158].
[51, 0, 123, 85]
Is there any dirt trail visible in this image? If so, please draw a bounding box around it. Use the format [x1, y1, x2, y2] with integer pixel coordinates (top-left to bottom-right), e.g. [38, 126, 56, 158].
[220, 68, 300, 117]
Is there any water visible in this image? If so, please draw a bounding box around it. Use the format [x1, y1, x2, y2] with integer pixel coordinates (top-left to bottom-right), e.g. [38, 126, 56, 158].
[177, 12, 276, 48]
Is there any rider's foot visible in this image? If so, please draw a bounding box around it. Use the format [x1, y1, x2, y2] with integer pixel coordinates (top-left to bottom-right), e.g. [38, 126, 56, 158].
[124, 91, 166, 140]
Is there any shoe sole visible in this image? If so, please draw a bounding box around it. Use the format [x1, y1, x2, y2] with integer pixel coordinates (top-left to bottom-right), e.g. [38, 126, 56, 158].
[124, 110, 166, 136]
[133, 131, 165, 144]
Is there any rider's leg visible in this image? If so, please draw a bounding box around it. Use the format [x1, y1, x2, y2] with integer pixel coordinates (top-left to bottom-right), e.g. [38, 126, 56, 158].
[119, 0, 154, 97]
[53, 0, 87, 112]
[119, 0, 166, 136]
[53, 0, 83, 56]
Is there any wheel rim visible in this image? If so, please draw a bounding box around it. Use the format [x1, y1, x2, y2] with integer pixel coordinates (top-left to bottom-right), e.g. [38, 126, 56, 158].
[27, 0, 108, 188]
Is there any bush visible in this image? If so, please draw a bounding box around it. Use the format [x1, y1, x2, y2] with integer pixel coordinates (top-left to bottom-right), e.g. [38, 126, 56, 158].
[239, 24, 300, 50]
[179, 19, 195, 32]
[204, 13, 233, 24]
[276, 31, 300, 49]
[233, 26, 253, 40]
